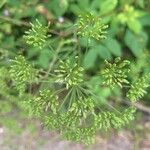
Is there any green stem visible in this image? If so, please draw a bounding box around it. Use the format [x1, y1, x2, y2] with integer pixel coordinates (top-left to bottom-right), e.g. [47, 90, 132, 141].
[0, 15, 29, 26]
[122, 85, 130, 88]
[80, 86, 121, 114]
[85, 38, 90, 56]
[58, 87, 73, 111]
[75, 32, 81, 66]
[44, 40, 64, 78]
[54, 88, 66, 94]
[68, 87, 76, 109]
[45, 38, 77, 78]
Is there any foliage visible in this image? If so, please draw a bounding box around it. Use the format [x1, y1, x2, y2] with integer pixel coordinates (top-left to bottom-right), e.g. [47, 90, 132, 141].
[117, 4, 142, 34]
[8, 46, 148, 144]
[0, 0, 150, 146]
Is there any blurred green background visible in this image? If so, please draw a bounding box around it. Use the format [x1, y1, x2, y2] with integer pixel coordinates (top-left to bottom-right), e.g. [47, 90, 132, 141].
[0, 0, 150, 149]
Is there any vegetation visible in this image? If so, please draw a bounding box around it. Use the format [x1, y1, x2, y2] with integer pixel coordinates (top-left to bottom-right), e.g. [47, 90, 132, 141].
[0, 0, 150, 145]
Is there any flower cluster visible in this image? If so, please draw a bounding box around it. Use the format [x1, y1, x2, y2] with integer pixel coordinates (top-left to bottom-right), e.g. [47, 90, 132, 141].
[42, 90, 137, 145]
[38, 90, 59, 114]
[10, 55, 36, 95]
[55, 58, 84, 89]
[23, 89, 59, 117]
[63, 127, 96, 145]
[102, 57, 130, 88]
[9, 14, 149, 145]
[44, 96, 95, 145]
[94, 107, 136, 130]
[127, 75, 149, 102]
[24, 19, 49, 49]
[76, 12, 108, 40]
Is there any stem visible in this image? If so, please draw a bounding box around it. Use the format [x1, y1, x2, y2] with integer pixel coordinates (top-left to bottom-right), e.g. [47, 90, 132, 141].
[81, 37, 90, 66]
[44, 40, 64, 78]
[58, 87, 73, 111]
[0, 15, 29, 26]
[0, 15, 74, 37]
[74, 31, 81, 66]
[36, 80, 55, 83]
[116, 97, 150, 114]
[122, 85, 130, 88]
[85, 38, 90, 55]
[54, 87, 66, 95]
[44, 39, 77, 78]
[80, 86, 121, 114]
[133, 102, 150, 114]
[68, 87, 76, 109]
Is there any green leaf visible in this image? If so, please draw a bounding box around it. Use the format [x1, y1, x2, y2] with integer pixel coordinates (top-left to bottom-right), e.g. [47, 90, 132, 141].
[77, 0, 89, 9]
[140, 13, 150, 26]
[104, 38, 122, 56]
[127, 19, 142, 34]
[48, 0, 68, 17]
[100, 0, 118, 14]
[79, 37, 97, 47]
[69, 4, 82, 15]
[124, 30, 145, 57]
[38, 49, 53, 69]
[91, 0, 102, 10]
[95, 45, 112, 60]
[0, 0, 7, 8]
[83, 44, 112, 69]
[88, 76, 111, 105]
[83, 49, 98, 69]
